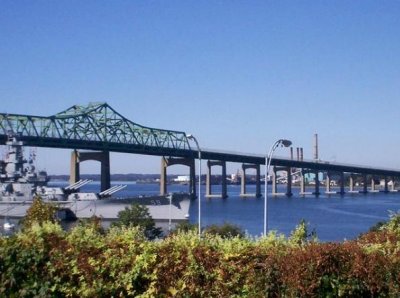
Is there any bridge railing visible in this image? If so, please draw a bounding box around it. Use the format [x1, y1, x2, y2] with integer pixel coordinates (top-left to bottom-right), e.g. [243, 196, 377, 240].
[201, 147, 400, 174]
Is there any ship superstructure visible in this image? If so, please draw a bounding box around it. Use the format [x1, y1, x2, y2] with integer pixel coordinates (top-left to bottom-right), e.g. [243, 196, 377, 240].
[0, 135, 50, 202]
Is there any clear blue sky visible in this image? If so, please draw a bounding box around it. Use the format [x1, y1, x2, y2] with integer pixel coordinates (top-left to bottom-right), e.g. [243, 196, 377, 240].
[1, 1, 399, 174]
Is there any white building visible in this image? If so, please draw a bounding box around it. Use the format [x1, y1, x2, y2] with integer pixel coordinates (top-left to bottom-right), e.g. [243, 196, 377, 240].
[173, 175, 190, 183]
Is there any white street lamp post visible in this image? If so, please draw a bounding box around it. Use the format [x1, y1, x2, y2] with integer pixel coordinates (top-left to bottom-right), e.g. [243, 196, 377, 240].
[168, 193, 172, 233]
[187, 134, 201, 238]
[264, 139, 292, 236]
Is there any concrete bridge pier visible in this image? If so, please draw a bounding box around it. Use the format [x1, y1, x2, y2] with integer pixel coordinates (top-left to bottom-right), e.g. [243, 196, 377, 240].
[286, 167, 293, 196]
[390, 176, 397, 192]
[339, 172, 345, 195]
[383, 176, 389, 193]
[314, 171, 320, 196]
[370, 177, 378, 193]
[349, 174, 357, 193]
[240, 163, 261, 198]
[272, 167, 278, 195]
[271, 166, 289, 196]
[325, 172, 332, 194]
[70, 150, 80, 187]
[362, 174, 368, 194]
[325, 172, 345, 195]
[160, 157, 196, 197]
[70, 150, 110, 192]
[206, 160, 227, 198]
[384, 177, 389, 193]
[299, 169, 307, 195]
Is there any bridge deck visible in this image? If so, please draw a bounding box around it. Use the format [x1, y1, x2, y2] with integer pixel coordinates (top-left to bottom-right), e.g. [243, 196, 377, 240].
[1, 103, 399, 177]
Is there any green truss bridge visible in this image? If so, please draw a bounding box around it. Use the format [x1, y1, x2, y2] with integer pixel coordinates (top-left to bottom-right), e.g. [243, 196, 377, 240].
[2, 102, 400, 197]
[0, 102, 193, 157]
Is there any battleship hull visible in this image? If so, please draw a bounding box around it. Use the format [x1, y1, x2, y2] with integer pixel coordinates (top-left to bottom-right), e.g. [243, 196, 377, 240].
[0, 193, 191, 232]
[0, 135, 192, 235]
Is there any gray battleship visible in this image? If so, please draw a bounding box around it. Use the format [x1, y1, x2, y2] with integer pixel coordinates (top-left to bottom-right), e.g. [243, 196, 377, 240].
[0, 135, 190, 233]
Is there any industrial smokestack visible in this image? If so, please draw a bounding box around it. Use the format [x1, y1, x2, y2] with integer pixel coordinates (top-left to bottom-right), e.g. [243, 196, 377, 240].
[296, 147, 300, 161]
[313, 133, 319, 160]
[290, 147, 293, 160]
[300, 147, 304, 161]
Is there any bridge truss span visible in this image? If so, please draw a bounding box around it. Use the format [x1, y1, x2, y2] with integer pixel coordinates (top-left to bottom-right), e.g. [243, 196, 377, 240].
[0, 102, 192, 156]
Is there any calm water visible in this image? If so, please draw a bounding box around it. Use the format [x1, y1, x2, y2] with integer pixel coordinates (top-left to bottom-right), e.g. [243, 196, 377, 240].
[47, 181, 400, 242]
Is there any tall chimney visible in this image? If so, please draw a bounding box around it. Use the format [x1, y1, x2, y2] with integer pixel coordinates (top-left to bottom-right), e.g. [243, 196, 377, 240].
[300, 147, 304, 161]
[290, 147, 293, 160]
[296, 147, 300, 161]
[313, 133, 319, 160]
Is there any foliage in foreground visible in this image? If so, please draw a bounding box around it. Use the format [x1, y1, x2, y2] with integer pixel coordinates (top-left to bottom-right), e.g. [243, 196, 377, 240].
[20, 196, 58, 229]
[111, 203, 162, 240]
[2, 214, 400, 297]
[203, 222, 245, 238]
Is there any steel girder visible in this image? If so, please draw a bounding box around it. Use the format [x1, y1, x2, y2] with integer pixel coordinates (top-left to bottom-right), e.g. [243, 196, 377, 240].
[2, 102, 400, 178]
[0, 102, 192, 154]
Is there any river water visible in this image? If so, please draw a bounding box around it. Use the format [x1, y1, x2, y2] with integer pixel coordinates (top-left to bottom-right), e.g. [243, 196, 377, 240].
[46, 181, 400, 242]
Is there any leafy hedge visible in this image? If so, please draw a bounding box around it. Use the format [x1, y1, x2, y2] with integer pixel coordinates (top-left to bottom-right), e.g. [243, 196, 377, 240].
[1, 217, 400, 297]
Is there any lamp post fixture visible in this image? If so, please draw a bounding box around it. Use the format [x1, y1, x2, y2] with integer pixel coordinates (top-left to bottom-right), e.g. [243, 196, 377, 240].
[186, 134, 202, 238]
[264, 139, 292, 236]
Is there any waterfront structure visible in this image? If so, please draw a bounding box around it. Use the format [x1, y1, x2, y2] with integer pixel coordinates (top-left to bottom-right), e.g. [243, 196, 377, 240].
[1, 102, 400, 198]
[205, 160, 227, 198]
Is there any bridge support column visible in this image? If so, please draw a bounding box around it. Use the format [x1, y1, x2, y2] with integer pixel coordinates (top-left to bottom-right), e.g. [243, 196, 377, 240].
[272, 167, 278, 195]
[240, 167, 246, 196]
[160, 158, 167, 195]
[255, 165, 261, 197]
[206, 160, 227, 198]
[222, 162, 227, 198]
[384, 177, 389, 193]
[70, 150, 80, 186]
[69, 150, 111, 192]
[300, 169, 306, 195]
[362, 174, 368, 194]
[240, 163, 261, 198]
[206, 162, 211, 196]
[314, 171, 320, 196]
[391, 176, 396, 192]
[101, 152, 111, 192]
[272, 166, 287, 196]
[339, 172, 345, 195]
[349, 174, 355, 192]
[325, 172, 331, 193]
[190, 162, 196, 197]
[286, 167, 292, 196]
[160, 157, 196, 197]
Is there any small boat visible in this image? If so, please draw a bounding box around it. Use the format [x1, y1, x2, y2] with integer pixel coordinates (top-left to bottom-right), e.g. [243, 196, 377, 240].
[3, 221, 15, 231]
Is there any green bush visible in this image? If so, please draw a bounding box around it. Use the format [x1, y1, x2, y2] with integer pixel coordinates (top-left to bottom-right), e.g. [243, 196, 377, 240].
[203, 222, 245, 238]
[20, 196, 57, 229]
[111, 203, 162, 240]
[289, 219, 317, 246]
[1, 217, 400, 297]
[172, 221, 197, 234]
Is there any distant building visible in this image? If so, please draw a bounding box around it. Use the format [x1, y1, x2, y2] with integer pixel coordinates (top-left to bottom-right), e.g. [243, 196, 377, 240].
[173, 175, 190, 183]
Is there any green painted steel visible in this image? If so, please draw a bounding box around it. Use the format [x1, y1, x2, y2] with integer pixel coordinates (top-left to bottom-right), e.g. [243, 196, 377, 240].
[2, 102, 400, 177]
[0, 102, 192, 153]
